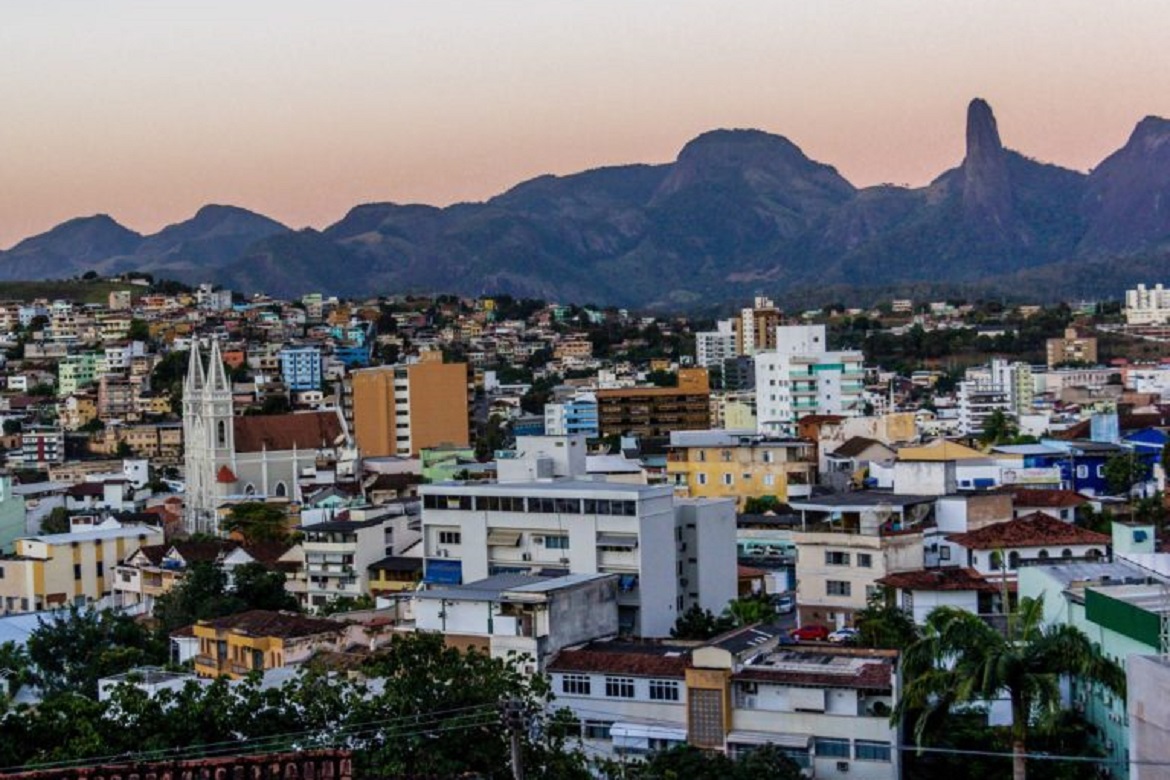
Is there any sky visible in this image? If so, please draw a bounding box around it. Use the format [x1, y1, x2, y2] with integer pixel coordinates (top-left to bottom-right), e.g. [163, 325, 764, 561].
[3, 0, 1170, 249]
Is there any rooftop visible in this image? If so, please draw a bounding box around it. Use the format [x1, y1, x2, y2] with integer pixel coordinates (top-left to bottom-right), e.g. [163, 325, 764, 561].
[878, 567, 998, 593]
[415, 572, 613, 602]
[733, 645, 897, 691]
[548, 639, 692, 678]
[196, 610, 343, 639]
[946, 512, 1110, 550]
[421, 479, 672, 498]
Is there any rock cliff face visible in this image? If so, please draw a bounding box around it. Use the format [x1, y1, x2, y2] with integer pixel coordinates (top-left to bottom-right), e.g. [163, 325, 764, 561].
[4, 99, 1170, 306]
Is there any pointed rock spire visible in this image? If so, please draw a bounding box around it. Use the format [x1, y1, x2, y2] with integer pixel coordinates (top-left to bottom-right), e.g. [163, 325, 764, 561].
[186, 340, 205, 393]
[961, 97, 1013, 231]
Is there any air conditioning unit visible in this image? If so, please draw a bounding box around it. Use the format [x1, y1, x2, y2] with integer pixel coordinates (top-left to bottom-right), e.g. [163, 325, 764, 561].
[533, 536, 545, 544]
[521, 553, 532, 562]
[836, 761, 850, 773]
[437, 549, 449, 558]
[559, 557, 570, 564]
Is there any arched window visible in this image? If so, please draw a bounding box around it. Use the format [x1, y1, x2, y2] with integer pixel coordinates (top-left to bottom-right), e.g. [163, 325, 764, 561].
[217, 420, 227, 447]
[989, 551, 1003, 570]
[1038, 550, 1050, 560]
[274, 481, 288, 498]
[1087, 548, 1102, 559]
[1062, 548, 1073, 559]
[1008, 551, 1020, 570]
[244, 483, 256, 497]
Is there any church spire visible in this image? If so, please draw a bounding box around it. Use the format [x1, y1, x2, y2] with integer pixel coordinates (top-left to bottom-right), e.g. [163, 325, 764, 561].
[186, 339, 205, 393]
[207, 338, 231, 393]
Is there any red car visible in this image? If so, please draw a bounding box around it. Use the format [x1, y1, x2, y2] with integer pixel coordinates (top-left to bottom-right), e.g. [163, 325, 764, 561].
[789, 624, 830, 642]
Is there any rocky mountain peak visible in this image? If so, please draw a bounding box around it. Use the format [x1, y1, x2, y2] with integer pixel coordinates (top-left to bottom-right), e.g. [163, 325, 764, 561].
[961, 98, 1013, 230]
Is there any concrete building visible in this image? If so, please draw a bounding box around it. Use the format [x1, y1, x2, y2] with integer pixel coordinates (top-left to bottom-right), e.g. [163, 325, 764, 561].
[300, 515, 397, 612]
[665, 429, 815, 507]
[351, 357, 469, 458]
[733, 296, 783, 356]
[543, 393, 599, 438]
[595, 369, 711, 439]
[419, 481, 736, 637]
[1046, 327, 1098, 369]
[0, 475, 26, 555]
[755, 325, 864, 435]
[1125, 283, 1170, 325]
[414, 572, 619, 670]
[694, 321, 736, 369]
[279, 345, 323, 392]
[192, 610, 345, 679]
[549, 626, 900, 779]
[0, 521, 164, 614]
[957, 358, 1033, 435]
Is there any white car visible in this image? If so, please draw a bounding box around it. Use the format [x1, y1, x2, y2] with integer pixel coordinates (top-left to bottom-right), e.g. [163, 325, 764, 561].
[827, 627, 859, 644]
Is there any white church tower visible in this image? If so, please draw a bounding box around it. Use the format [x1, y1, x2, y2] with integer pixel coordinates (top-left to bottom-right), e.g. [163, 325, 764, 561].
[183, 339, 235, 533]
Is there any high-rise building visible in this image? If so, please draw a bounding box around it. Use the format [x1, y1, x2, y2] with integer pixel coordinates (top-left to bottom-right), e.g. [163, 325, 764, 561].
[1046, 328, 1098, 368]
[733, 296, 782, 356]
[596, 368, 711, 438]
[279, 345, 323, 392]
[352, 356, 470, 457]
[694, 321, 736, 368]
[754, 325, 864, 434]
[1125, 284, 1170, 325]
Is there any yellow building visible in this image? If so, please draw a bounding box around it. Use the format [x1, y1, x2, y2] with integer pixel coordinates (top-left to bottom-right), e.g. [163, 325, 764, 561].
[0, 523, 164, 614]
[368, 556, 423, 596]
[351, 358, 470, 457]
[666, 431, 816, 508]
[192, 609, 345, 679]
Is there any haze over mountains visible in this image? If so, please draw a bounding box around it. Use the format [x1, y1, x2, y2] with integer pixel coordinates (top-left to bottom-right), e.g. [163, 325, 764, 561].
[5, 98, 1170, 309]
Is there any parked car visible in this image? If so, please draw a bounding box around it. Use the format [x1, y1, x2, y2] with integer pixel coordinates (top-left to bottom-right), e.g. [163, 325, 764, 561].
[773, 593, 795, 615]
[789, 624, 830, 642]
[828, 627, 859, 644]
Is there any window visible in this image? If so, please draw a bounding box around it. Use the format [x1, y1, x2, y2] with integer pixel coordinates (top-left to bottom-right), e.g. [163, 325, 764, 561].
[584, 721, 612, 740]
[814, 737, 851, 758]
[73, 564, 82, 580]
[939, 546, 951, 561]
[96, 561, 104, 577]
[605, 677, 635, 699]
[1008, 551, 1020, 569]
[857, 553, 873, 568]
[0, 566, 5, 579]
[855, 740, 892, 762]
[763, 474, 775, 487]
[438, 531, 461, 545]
[722, 473, 733, 486]
[989, 551, 1004, 570]
[649, 680, 680, 701]
[545, 535, 569, 550]
[697, 473, 707, 486]
[827, 580, 851, 597]
[825, 551, 850, 566]
[561, 674, 591, 696]
[763, 451, 774, 464]
[1062, 548, 1073, 559]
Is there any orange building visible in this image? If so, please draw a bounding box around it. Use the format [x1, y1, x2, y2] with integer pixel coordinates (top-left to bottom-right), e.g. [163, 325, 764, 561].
[352, 358, 470, 457]
[596, 368, 711, 438]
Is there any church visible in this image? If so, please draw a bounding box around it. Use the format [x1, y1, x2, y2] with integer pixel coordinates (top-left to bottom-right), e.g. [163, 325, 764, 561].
[182, 340, 357, 533]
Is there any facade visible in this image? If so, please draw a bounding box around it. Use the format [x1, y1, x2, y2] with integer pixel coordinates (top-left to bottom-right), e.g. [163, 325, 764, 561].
[1125, 283, 1170, 325]
[543, 394, 599, 438]
[755, 325, 864, 434]
[192, 609, 345, 679]
[957, 358, 1033, 434]
[549, 627, 899, 780]
[0, 522, 164, 614]
[595, 369, 711, 438]
[300, 516, 396, 611]
[17, 427, 64, 467]
[694, 322, 736, 369]
[279, 345, 323, 391]
[733, 296, 783, 356]
[351, 358, 469, 457]
[665, 429, 815, 507]
[1046, 328, 1098, 368]
[183, 341, 355, 532]
[947, 512, 1110, 583]
[419, 481, 737, 637]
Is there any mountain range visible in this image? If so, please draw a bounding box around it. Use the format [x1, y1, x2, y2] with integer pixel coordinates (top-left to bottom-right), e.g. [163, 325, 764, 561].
[5, 98, 1170, 309]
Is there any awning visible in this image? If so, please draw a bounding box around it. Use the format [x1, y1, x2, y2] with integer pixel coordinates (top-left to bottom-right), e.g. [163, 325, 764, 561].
[726, 731, 812, 750]
[611, 722, 687, 750]
[486, 530, 522, 547]
[423, 559, 463, 585]
[597, 534, 638, 549]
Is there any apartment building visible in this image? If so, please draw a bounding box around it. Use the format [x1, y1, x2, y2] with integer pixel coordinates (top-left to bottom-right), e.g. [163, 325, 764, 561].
[549, 626, 899, 779]
[595, 368, 710, 439]
[1125, 283, 1170, 325]
[0, 521, 164, 614]
[665, 430, 815, 507]
[1046, 327, 1098, 369]
[279, 345, 323, 391]
[351, 357, 470, 457]
[543, 394, 599, 438]
[694, 321, 736, 369]
[300, 516, 396, 611]
[755, 325, 864, 435]
[733, 296, 783, 356]
[420, 481, 736, 637]
[16, 427, 64, 468]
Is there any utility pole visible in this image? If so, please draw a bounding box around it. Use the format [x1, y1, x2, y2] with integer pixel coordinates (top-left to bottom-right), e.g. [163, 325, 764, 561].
[501, 698, 526, 780]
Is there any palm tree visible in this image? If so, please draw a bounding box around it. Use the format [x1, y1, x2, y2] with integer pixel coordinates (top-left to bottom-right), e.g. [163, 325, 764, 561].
[896, 596, 1125, 780]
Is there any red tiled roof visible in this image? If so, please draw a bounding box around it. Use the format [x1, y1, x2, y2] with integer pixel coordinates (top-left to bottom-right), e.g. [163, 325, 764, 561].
[547, 645, 690, 678]
[216, 465, 238, 484]
[877, 567, 998, 593]
[734, 661, 893, 692]
[946, 512, 1109, 550]
[1011, 489, 1090, 509]
[233, 411, 345, 453]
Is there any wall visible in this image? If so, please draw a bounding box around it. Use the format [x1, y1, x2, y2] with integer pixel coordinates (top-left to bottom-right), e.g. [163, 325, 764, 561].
[1129, 655, 1170, 780]
[0, 750, 353, 780]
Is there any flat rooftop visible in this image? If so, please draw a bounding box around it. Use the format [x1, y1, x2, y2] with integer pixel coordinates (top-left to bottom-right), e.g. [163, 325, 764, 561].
[421, 479, 672, 498]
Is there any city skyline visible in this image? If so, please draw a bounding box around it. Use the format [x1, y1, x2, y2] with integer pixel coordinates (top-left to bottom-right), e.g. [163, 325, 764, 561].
[4, 0, 1170, 248]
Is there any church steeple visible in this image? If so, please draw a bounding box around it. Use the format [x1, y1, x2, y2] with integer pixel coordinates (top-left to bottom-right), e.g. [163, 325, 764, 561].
[186, 339, 205, 393]
[207, 338, 231, 394]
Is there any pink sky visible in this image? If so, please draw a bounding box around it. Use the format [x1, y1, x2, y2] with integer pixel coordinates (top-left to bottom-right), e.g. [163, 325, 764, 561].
[3, 0, 1170, 248]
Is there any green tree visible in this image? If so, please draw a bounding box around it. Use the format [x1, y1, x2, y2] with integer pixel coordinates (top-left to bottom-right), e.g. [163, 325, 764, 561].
[743, 495, 782, 514]
[1102, 452, 1151, 496]
[723, 596, 774, 627]
[39, 506, 71, 534]
[623, 743, 802, 780]
[26, 606, 167, 697]
[978, 409, 1018, 448]
[670, 604, 734, 640]
[153, 562, 242, 633]
[854, 587, 919, 650]
[126, 318, 150, 342]
[223, 502, 290, 543]
[318, 594, 375, 616]
[232, 562, 299, 612]
[897, 597, 1125, 780]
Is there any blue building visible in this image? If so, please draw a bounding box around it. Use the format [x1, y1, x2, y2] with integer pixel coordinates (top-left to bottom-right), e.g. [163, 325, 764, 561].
[334, 344, 371, 368]
[544, 394, 599, 438]
[279, 345, 323, 391]
[1034, 439, 1156, 496]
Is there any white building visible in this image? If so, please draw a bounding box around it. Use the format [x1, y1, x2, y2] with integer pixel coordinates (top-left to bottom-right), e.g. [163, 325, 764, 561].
[419, 481, 736, 637]
[957, 358, 1033, 435]
[1125, 283, 1170, 325]
[694, 321, 737, 369]
[755, 325, 865, 435]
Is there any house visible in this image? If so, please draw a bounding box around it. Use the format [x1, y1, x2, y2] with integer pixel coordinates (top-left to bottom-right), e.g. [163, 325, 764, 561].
[876, 567, 1001, 624]
[192, 609, 346, 679]
[1009, 488, 1090, 521]
[823, 437, 896, 490]
[946, 512, 1110, 582]
[113, 539, 238, 610]
[299, 515, 397, 612]
[665, 430, 816, 507]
